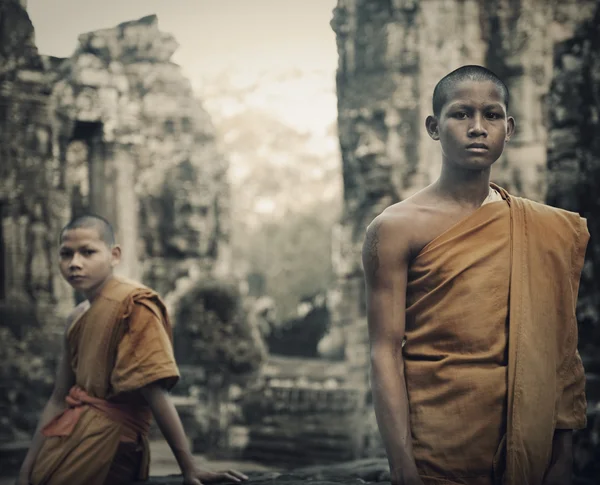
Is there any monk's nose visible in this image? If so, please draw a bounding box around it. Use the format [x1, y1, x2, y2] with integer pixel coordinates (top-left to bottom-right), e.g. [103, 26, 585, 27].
[468, 115, 487, 137]
[69, 253, 83, 269]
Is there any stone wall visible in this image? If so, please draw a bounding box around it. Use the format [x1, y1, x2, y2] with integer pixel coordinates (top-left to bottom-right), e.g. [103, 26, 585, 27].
[241, 357, 364, 467]
[545, 11, 600, 478]
[0, 0, 70, 445]
[483, 0, 598, 200]
[1, 5, 231, 315]
[331, 0, 598, 385]
[330, 0, 600, 462]
[49, 15, 231, 294]
[0, 0, 73, 322]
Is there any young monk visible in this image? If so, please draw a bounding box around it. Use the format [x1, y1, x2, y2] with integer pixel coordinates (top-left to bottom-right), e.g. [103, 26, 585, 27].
[363, 65, 588, 485]
[17, 214, 248, 485]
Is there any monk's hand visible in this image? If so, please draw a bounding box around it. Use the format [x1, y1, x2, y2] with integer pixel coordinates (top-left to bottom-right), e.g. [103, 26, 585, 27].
[182, 467, 249, 484]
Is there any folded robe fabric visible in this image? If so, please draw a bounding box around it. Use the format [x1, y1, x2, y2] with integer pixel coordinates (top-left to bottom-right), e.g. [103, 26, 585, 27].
[30, 277, 180, 485]
[502, 186, 588, 485]
[402, 184, 588, 485]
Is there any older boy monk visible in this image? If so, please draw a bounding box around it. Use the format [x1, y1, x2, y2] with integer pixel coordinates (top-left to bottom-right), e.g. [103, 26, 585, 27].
[17, 215, 248, 485]
[363, 65, 588, 485]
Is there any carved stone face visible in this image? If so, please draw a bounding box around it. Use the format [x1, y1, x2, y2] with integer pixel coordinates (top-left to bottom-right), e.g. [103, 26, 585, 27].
[169, 185, 212, 256]
[162, 161, 216, 258]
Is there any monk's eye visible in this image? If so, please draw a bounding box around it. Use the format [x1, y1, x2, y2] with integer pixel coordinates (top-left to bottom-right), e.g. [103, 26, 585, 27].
[453, 111, 467, 119]
[82, 249, 95, 256]
[59, 251, 71, 258]
[486, 112, 502, 120]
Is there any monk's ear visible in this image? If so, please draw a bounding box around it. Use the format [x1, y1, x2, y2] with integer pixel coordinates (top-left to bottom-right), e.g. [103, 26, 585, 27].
[426, 115, 440, 141]
[505, 116, 516, 142]
[110, 245, 122, 267]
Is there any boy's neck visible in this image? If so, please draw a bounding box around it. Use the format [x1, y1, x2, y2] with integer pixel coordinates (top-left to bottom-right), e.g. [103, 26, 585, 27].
[434, 162, 492, 207]
[83, 274, 115, 303]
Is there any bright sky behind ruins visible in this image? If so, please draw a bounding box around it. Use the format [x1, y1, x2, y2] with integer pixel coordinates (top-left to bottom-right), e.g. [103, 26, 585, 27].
[27, 0, 341, 218]
[28, 0, 337, 83]
[28, 0, 339, 139]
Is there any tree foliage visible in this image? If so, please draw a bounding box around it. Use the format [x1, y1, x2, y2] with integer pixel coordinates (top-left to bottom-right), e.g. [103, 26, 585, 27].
[173, 279, 267, 379]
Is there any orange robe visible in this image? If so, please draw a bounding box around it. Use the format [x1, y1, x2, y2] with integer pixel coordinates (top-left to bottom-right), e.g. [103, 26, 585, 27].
[30, 277, 180, 485]
[403, 185, 588, 485]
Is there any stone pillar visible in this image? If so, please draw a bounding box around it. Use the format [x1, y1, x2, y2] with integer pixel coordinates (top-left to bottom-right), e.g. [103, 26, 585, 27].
[482, 0, 556, 201]
[113, 144, 140, 280]
[331, 0, 422, 386]
[330, 0, 493, 386]
[87, 126, 109, 219]
[417, 0, 487, 189]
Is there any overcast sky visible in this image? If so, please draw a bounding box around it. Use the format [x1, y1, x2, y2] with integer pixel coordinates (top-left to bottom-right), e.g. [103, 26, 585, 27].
[27, 0, 339, 83]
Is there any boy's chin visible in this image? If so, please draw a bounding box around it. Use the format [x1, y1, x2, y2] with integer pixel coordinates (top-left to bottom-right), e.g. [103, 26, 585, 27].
[65, 277, 89, 291]
[448, 159, 496, 172]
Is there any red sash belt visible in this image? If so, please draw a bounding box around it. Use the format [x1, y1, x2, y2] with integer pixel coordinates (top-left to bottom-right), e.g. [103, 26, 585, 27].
[42, 386, 151, 442]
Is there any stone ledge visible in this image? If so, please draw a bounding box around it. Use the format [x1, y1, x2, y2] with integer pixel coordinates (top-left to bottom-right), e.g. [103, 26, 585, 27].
[138, 459, 391, 484]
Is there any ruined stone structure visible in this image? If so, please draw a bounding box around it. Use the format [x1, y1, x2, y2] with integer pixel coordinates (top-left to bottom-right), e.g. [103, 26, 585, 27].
[330, 0, 598, 380]
[242, 357, 364, 467]
[0, 0, 73, 322]
[51, 15, 231, 294]
[1, 4, 231, 318]
[0, 1, 232, 445]
[330, 0, 600, 464]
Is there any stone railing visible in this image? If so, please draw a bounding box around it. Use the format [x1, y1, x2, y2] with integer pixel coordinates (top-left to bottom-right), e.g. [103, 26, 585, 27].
[240, 356, 366, 467]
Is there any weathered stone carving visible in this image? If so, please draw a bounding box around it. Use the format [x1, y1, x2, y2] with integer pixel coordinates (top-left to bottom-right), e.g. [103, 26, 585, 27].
[0, 0, 72, 319]
[41, 14, 231, 295]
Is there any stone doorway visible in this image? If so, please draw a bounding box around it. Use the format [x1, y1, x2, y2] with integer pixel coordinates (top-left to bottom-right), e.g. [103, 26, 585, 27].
[68, 120, 104, 218]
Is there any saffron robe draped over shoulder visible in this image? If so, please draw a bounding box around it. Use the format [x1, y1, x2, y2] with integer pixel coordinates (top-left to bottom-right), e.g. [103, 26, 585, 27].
[30, 277, 180, 485]
[403, 185, 588, 485]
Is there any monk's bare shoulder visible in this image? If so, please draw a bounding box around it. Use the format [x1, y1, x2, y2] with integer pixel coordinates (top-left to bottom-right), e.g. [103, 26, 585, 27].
[362, 201, 418, 282]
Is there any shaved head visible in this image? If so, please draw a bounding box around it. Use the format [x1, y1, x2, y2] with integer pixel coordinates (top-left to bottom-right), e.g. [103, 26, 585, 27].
[432, 65, 509, 117]
[60, 214, 115, 246]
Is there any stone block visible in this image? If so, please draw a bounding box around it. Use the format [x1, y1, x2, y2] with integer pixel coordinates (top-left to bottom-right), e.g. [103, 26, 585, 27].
[74, 67, 112, 88]
[15, 69, 46, 84]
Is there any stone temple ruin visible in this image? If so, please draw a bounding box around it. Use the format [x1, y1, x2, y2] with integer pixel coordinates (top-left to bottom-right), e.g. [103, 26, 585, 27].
[0, 0, 233, 450]
[1, 4, 231, 324]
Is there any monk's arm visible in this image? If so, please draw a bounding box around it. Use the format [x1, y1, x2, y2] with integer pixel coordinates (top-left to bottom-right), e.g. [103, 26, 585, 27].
[141, 383, 197, 476]
[18, 319, 76, 481]
[141, 383, 247, 484]
[362, 217, 422, 485]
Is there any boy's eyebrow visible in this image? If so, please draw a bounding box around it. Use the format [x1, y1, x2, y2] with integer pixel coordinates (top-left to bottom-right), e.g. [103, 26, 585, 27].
[483, 103, 505, 111]
[446, 102, 505, 110]
[59, 243, 97, 251]
[444, 103, 507, 117]
[445, 103, 472, 112]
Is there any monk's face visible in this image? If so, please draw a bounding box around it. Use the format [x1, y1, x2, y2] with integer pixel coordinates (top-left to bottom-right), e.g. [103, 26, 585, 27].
[427, 80, 515, 170]
[59, 228, 121, 298]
